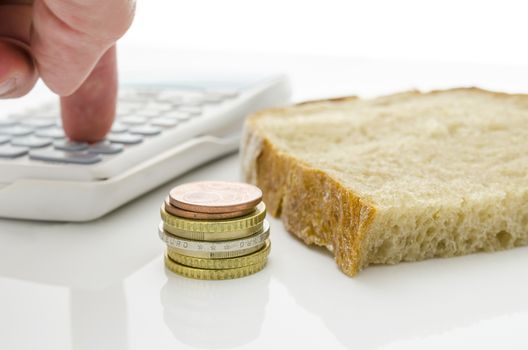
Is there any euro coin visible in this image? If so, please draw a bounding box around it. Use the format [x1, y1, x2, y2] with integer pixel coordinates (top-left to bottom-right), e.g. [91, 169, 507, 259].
[162, 221, 263, 241]
[158, 220, 270, 258]
[169, 181, 262, 214]
[167, 239, 271, 269]
[160, 202, 266, 234]
[164, 197, 255, 220]
[164, 254, 268, 280]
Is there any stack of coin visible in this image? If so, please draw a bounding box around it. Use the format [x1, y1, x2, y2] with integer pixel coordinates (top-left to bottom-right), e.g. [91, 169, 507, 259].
[159, 181, 270, 280]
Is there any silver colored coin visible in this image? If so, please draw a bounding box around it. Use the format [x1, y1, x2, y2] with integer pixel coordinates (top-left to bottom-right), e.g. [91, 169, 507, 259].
[158, 220, 270, 253]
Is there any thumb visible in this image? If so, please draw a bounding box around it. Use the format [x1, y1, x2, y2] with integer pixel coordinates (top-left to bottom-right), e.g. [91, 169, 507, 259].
[0, 38, 38, 98]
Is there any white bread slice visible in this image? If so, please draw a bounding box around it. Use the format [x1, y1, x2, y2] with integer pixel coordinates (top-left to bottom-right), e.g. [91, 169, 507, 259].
[241, 88, 528, 276]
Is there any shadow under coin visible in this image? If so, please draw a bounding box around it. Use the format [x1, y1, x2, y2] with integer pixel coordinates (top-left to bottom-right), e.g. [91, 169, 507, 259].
[160, 266, 271, 349]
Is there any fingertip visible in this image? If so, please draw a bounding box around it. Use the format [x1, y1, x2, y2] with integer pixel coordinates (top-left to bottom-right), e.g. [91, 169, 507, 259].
[60, 46, 117, 142]
[0, 38, 38, 98]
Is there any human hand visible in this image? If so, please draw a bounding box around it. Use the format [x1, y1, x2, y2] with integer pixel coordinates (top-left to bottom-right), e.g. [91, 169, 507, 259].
[0, 0, 135, 142]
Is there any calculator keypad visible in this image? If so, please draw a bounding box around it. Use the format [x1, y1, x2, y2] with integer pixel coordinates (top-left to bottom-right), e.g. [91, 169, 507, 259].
[0, 87, 238, 164]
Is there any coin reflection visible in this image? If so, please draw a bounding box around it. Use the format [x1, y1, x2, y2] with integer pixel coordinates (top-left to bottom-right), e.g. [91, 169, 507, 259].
[160, 267, 270, 349]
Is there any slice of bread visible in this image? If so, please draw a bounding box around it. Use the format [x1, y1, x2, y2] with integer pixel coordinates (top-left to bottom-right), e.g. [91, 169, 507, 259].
[241, 88, 528, 276]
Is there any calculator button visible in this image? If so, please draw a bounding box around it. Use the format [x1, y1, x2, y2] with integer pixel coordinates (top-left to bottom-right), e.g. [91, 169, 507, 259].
[35, 127, 65, 139]
[0, 126, 34, 136]
[144, 102, 173, 112]
[30, 149, 102, 164]
[150, 117, 178, 127]
[202, 93, 225, 103]
[11, 136, 53, 148]
[0, 135, 11, 144]
[0, 145, 28, 158]
[135, 109, 160, 118]
[156, 91, 185, 102]
[107, 133, 143, 145]
[37, 113, 60, 119]
[54, 140, 89, 152]
[120, 116, 148, 125]
[20, 119, 57, 128]
[87, 141, 124, 155]
[178, 106, 202, 115]
[116, 105, 138, 115]
[110, 122, 128, 133]
[129, 125, 162, 136]
[162, 111, 193, 121]
[0, 118, 17, 127]
[182, 96, 205, 106]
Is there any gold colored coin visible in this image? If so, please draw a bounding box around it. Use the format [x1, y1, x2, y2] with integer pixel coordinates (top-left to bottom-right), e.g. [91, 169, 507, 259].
[164, 254, 268, 280]
[162, 221, 263, 241]
[160, 202, 266, 234]
[167, 239, 271, 269]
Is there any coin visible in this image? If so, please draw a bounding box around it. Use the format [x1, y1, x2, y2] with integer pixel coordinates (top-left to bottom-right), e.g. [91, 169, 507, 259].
[167, 239, 271, 269]
[164, 254, 268, 280]
[158, 220, 270, 253]
[163, 221, 264, 241]
[168, 243, 266, 259]
[169, 181, 263, 214]
[164, 197, 255, 220]
[160, 202, 266, 234]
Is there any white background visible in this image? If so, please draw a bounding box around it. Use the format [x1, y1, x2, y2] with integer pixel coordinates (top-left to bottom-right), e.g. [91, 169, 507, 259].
[122, 0, 528, 66]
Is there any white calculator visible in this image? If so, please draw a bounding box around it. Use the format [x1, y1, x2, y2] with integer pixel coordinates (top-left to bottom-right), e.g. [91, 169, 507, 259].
[0, 75, 291, 221]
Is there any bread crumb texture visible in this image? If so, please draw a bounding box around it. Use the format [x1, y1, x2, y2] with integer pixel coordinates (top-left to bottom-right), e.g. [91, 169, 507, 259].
[241, 88, 528, 276]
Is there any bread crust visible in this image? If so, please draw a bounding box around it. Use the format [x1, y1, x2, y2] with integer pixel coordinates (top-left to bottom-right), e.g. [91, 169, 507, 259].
[241, 97, 376, 276]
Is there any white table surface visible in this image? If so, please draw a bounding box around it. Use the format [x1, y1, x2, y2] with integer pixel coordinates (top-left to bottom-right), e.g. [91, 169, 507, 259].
[1, 55, 528, 350]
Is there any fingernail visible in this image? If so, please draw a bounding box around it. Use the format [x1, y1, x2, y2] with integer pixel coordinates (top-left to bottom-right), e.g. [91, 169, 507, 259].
[0, 78, 17, 98]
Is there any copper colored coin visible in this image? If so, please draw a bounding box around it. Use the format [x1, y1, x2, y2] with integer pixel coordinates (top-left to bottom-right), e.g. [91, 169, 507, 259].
[169, 181, 263, 214]
[164, 197, 255, 219]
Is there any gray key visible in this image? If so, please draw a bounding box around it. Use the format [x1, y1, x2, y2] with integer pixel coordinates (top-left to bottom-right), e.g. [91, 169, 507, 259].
[151, 117, 178, 127]
[20, 119, 56, 128]
[37, 112, 60, 119]
[182, 96, 205, 106]
[0, 118, 17, 127]
[29, 149, 102, 164]
[178, 106, 202, 115]
[120, 116, 148, 125]
[135, 109, 160, 118]
[54, 140, 88, 152]
[143, 102, 173, 112]
[129, 125, 162, 136]
[162, 111, 193, 121]
[156, 90, 186, 102]
[107, 133, 143, 145]
[87, 141, 123, 155]
[116, 104, 138, 115]
[35, 127, 65, 139]
[110, 122, 128, 133]
[11, 136, 53, 148]
[202, 93, 225, 103]
[0, 126, 33, 136]
[0, 135, 11, 144]
[0, 145, 29, 158]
